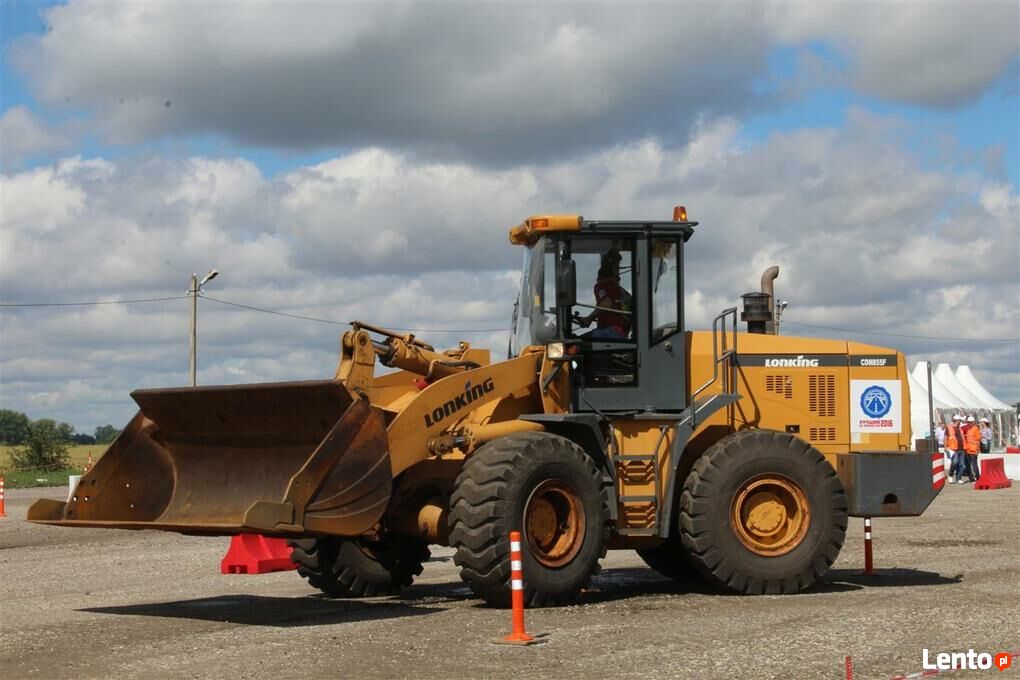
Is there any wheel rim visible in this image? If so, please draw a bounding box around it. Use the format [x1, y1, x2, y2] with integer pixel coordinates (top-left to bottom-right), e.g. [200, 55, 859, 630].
[524, 480, 585, 568]
[355, 537, 385, 560]
[731, 474, 810, 556]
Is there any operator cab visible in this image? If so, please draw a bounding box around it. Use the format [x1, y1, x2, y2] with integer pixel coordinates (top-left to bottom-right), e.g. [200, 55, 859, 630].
[509, 210, 696, 413]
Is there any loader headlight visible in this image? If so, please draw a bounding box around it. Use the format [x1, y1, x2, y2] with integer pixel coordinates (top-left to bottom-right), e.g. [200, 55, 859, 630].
[547, 342, 565, 359]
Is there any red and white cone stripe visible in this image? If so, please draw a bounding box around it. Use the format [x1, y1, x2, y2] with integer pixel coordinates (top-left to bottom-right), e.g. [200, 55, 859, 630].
[504, 531, 534, 643]
[863, 517, 874, 575]
[932, 452, 946, 490]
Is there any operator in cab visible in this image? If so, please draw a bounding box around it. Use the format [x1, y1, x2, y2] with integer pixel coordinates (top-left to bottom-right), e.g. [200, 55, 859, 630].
[581, 248, 632, 340]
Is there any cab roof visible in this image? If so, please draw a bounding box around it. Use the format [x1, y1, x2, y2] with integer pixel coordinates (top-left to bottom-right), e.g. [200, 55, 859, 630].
[509, 213, 698, 245]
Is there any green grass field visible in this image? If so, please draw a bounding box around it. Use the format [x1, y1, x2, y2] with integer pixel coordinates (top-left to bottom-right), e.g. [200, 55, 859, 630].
[0, 444, 108, 488]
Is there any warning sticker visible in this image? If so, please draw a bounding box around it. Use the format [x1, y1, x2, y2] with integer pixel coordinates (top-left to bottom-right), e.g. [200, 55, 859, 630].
[850, 379, 902, 434]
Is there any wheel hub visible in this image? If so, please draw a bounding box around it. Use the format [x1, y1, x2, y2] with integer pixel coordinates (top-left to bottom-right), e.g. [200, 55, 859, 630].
[524, 480, 585, 568]
[731, 475, 810, 556]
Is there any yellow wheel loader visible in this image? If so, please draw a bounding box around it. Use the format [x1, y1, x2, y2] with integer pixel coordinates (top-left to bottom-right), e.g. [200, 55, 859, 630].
[30, 208, 942, 605]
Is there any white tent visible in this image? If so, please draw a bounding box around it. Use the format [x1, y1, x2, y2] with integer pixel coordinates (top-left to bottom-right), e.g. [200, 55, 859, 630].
[956, 365, 1018, 449]
[934, 363, 993, 413]
[912, 362, 965, 418]
[956, 366, 1013, 410]
[912, 361, 1018, 453]
[907, 371, 955, 446]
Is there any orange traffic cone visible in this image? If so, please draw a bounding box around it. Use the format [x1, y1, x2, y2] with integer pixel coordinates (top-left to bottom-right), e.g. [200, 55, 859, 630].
[492, 531, 545, 645]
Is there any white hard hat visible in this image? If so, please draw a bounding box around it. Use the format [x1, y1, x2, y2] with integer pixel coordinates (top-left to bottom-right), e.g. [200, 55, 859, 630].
[966, 416, 976, 422]
[980, 417, 989, 423]
[952, 414, 963, 421]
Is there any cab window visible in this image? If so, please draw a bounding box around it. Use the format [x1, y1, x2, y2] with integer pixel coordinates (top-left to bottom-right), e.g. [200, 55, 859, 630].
[650, 237, 680, 344]
[569, 239, 635, 343]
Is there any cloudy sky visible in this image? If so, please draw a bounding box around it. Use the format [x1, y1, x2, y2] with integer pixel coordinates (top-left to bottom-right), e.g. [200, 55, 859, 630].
[1, 1, 1018, 433]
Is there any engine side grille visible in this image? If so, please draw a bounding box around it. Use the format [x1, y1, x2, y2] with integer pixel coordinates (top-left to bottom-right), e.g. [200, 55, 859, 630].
[808, 374, 836, 417]
[809, 427, 837, 442]
[765, 374, 793, 399]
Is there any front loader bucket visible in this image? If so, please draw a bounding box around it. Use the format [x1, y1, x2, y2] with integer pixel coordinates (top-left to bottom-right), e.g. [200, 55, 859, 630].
[28, 380, 392, 537]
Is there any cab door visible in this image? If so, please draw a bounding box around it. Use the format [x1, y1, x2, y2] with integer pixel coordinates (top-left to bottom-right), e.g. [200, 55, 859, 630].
[571, 235, 687, 413]
[637, 235, 687, 411]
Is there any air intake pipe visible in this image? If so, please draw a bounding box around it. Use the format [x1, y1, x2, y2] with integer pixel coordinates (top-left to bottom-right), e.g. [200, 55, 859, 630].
[741, 292, 771, 334]
[761, 266, 779, 334]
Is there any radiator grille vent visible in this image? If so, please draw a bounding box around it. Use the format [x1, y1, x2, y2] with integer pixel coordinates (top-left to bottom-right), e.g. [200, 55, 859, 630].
[809, 427, 837, 442]
[808, 374, 836, 417]
[765, 374, 793, 399]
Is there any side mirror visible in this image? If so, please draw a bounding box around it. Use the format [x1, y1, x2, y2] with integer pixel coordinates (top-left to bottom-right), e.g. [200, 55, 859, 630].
[555, 259, 576, 308]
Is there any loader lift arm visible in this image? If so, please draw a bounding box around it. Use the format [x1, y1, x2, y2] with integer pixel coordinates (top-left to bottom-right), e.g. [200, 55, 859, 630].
[29, 322, 544, 538]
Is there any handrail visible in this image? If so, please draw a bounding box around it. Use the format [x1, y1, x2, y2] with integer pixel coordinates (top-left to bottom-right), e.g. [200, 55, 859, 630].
[691, 307, 738, 427]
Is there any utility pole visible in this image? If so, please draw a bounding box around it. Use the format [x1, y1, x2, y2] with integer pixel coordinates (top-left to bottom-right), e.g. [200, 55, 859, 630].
[775, 300, 788, 335]
[188, 270, 219, 386]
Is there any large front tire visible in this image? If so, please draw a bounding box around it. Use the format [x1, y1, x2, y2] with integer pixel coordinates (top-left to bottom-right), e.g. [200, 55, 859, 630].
[289, 534, 430, 598]
[680, 430, 847, 595]
[449, 432, 608, 607]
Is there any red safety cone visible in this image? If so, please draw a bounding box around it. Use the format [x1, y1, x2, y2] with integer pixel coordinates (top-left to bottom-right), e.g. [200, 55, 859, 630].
[220, 534, 298, 574]
[493, 530, 545, 645]
[860, 517, 875, 576]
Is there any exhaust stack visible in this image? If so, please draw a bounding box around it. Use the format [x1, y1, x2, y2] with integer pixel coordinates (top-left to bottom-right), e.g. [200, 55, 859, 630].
[760, 266, 779, 334]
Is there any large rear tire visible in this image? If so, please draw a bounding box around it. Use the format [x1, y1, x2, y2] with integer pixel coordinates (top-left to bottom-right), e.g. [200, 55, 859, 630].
[449, 432, 608, 607]
[680, 429, 847, 595]
[289, 534, 430, 598]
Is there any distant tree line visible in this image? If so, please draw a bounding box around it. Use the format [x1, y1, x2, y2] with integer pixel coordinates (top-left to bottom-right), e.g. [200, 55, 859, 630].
[0, 409, 121, 446]
[0, 409, 122, 472]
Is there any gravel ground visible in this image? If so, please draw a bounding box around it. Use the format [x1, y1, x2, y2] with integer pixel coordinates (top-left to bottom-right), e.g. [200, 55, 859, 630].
[1, 483, 1017, 680]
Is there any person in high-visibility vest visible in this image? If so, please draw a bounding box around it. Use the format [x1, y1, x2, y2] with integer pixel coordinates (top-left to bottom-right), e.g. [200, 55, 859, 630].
[944, 414, 967, 484]
[964, 415, 982, 482]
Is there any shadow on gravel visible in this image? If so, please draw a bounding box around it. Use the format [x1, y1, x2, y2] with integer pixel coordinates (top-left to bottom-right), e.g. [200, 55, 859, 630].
[562, 566, 963, 602]
[399, 580, 474, 603]
[81, 594, 442, 627]
[820, 568, 963, 590]
[579, 567, 716, 604]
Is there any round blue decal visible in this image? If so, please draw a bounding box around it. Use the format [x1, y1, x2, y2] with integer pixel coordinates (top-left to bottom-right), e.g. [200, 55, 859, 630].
[860, 385, 892, 418]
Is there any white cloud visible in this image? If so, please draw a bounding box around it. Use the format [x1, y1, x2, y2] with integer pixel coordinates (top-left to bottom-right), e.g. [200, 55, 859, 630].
[16, 3, 774, 159]
[0, 106, 74, 169]
[1, 113, 1017, 431]
[767, 2, 1020, 106]
[10, 2, 1016, 164]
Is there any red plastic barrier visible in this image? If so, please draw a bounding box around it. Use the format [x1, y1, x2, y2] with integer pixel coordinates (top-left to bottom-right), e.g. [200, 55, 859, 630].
[1006, 446, 1019, 454]
[220, 534, 298, 574]
[974, 458, 1012, 491]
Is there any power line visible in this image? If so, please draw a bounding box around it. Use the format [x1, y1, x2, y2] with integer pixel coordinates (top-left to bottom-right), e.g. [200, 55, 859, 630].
[783, 320, 1020, 343]
[0, 294, 1012, 342]
[0, 295, 189, 308]
[201, 295, 509, 333]
[201, 295, 348, 326]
